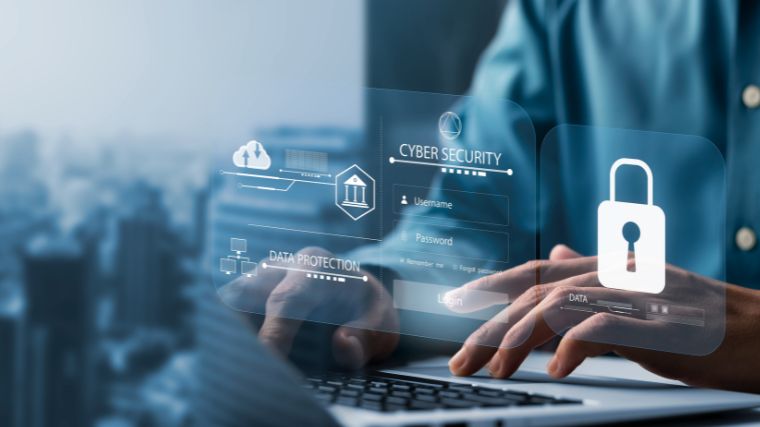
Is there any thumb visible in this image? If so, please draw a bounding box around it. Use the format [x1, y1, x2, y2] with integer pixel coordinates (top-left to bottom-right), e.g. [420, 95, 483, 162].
[549, 244, 583, 260]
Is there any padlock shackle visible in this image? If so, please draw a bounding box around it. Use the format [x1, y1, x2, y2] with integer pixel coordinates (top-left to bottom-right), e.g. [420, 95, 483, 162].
[609, 158, 654, 205]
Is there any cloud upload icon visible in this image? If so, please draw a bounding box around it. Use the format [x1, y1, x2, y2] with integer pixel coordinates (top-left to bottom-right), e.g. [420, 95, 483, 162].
[233, 140, 272, 170]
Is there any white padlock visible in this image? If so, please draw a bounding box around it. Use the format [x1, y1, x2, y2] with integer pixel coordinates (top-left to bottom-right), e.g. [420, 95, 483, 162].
[598, 158, 666, 294]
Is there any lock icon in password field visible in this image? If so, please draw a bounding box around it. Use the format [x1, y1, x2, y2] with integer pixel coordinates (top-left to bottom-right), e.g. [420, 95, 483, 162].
[598, 158, 666, 294]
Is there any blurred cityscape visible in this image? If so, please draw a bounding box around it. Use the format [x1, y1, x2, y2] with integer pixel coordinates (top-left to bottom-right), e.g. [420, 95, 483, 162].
[0, 2, 505, 425]
[0, 126, 359, 427]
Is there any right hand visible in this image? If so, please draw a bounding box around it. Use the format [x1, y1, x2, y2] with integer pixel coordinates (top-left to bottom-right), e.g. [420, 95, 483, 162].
[218, 247, 399, 369]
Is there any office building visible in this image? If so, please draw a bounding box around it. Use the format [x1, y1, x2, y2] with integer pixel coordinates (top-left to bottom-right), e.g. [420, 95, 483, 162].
[20, 236, 95, 427]
[114, 183, 185, 330]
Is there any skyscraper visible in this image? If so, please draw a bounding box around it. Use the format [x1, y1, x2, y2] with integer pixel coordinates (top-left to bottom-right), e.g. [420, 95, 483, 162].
[114, 183, 185, 330]
[0, 281, 24, 427]
[21, 236, 94, 427]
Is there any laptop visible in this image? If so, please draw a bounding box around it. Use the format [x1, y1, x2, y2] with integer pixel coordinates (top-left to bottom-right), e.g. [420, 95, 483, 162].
[243, 329, 760, 427]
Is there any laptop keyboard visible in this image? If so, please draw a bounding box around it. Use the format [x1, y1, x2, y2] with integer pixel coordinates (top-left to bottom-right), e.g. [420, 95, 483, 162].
[304, 372, 583, 412]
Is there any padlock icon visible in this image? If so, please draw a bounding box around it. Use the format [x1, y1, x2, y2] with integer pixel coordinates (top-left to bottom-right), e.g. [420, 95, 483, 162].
[598, 158, 666, 294]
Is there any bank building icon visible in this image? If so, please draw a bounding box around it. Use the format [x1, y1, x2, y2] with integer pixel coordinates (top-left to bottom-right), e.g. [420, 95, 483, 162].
[335, 164, 375, 220]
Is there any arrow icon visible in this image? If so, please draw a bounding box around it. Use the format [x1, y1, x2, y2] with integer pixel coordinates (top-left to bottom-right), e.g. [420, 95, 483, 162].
[242, 149, 250, 167]
[254, 142, 262, 159]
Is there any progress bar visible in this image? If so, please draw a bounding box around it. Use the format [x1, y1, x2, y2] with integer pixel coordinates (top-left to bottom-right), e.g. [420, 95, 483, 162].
[279, 169, 332, 178]
[388, 157, 513, 175]
[261, 262, 368, 282]
[388, 157, 513, 176]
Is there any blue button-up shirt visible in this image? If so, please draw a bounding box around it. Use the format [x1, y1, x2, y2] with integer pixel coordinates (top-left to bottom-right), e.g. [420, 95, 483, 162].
[355, 0, 760, 290]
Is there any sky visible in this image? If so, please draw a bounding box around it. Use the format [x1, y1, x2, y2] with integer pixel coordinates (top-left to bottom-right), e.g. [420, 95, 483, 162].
[0, 0, 364, 147]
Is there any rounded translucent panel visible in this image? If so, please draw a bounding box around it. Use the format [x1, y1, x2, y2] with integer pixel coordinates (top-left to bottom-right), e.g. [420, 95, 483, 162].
[210, 88, 537, 347]
[540, 125, 726, 356]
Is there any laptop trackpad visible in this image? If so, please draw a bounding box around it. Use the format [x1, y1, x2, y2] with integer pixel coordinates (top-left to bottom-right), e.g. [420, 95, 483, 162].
[387, 352, 684, 388]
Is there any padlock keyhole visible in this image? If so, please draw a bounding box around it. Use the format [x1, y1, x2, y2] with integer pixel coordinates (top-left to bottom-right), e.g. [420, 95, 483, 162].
[622, 221, 641, 272]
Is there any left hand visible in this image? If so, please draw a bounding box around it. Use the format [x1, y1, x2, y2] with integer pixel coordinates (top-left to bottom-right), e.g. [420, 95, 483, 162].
[446, 244, 760, 393]
[217, 247, 399, 369]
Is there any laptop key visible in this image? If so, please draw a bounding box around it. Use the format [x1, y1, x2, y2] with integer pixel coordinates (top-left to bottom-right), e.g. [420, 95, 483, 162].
[385, 396, 408, 405]
[502, 392, 531, 403]
[528, 394, 557, 404]
[475, 389, 501, 397]
[362, 393, 383, 401]
[448, 384, 474, 391]
[360, 401, 383, 411]
[408, 400, 438, 410]
[383, 403, 407, 412]
[440, 398, 480, 409]
[336, 397, 358, 406]
[439, 390, 461, 398]
[315, 393, 335, 403]
[414, 394, 437, 402]
[461, 393, 515, 407]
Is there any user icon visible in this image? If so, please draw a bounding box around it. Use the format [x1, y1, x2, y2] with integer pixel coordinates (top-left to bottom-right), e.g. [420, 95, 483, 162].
[401, 195, 409, 205]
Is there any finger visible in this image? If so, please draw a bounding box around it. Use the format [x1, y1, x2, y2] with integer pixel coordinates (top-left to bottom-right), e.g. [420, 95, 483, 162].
[451, 272, 600, 376]
[549, 244, 583, 260]
[445, 256, 599, 313]
[259, 247, 353, 355]
[548, 328, 614, 378]
[258, 316, 304, 357]
[450, 283, 557, 375]
[332, 280, 400, 369]
[259, 273, 324, 355]
[488, 280, 625, 378]
[551, 311, 679, 378]
[487, 299, 563, 378]
[449, 305, 509, 376]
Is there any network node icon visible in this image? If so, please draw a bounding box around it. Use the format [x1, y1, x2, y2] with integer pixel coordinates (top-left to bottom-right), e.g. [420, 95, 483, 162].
[220, 258, 237, 275]
[220, 237, 256, 277]
[230, 238, 247, 254]
[335, 164, 375, 221]
[240, 261, 258, 278]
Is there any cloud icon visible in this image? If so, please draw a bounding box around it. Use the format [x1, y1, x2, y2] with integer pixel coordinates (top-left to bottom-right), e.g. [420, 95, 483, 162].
[233, 140, 271, 170]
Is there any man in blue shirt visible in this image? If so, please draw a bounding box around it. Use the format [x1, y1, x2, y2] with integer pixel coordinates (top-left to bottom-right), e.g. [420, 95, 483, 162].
[223, 0, 760, 392]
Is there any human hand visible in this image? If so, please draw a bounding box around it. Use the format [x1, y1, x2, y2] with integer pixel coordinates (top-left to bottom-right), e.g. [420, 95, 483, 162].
[447, 245, 760, 393]
[218, 247, 399, 369]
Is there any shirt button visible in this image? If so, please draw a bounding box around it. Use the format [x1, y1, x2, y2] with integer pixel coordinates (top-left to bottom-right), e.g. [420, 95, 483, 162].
[736, 227, 757, 251]
[743, 85, 760, 109]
